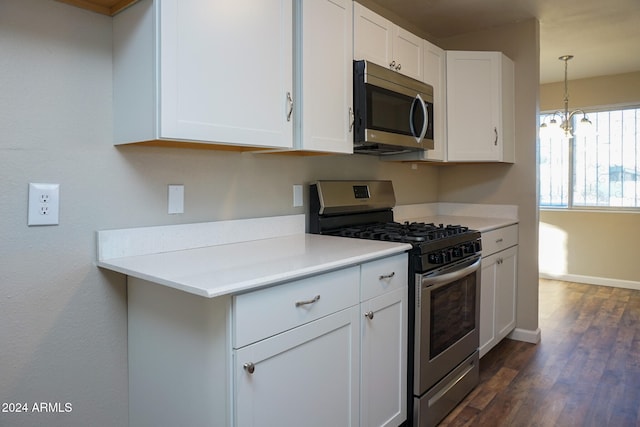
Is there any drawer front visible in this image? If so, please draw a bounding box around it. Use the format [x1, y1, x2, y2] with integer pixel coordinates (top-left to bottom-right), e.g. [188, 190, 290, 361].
[361, 253, 408, 302]
[233, 266, 359, 348]
[482, 224, 518, 256]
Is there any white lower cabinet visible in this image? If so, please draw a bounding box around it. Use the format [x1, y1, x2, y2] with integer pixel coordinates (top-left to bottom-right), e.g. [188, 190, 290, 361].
[235, 306, 360, 427]
[233, 266, 361, 426]
[234, 254, 408, 427]
[127, 253, 408, 427]
[479, 225, 518, 357]
[360, 288, 407, 427]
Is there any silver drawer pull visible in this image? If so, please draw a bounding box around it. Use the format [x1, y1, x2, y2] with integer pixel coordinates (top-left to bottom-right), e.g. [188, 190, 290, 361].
[295, 295, 320, 307]
[379, 272, 395, 280]
[243, 362, 255, 374]
[364, 311, 374, 320]
[495, 238, 504, 243]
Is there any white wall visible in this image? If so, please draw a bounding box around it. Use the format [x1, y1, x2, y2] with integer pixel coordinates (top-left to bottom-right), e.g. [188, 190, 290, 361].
[0, 2, 439, 426]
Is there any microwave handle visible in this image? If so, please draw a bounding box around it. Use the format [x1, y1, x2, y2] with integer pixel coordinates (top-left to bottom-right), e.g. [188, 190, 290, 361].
[409, 94, 428, 143]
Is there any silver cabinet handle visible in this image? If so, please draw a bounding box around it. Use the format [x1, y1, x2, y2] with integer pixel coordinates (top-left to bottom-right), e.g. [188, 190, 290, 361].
[286, 91, 293, 122]
[395, 63, 401, 71]
[379, 272, 395, 280]
[494, 127, 498, 146]
[496, 238, 504, 243]
[243, 362, 255, 374]
[295, 294, 320, 307]
[389, 60, 396, 69]
[364, 311, 374, 320]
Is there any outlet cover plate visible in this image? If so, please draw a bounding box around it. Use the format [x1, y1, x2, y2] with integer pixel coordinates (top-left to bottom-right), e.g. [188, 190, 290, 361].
[168, 184, 184, 214]
[293, 184, 303, 207]
[28, 183, 60, 226]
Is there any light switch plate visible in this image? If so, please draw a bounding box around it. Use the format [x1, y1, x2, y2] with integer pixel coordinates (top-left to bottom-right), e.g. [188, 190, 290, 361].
[293, 185, 303, 207]
[28, 183, 60, 226]
[168, 184, 184, 214]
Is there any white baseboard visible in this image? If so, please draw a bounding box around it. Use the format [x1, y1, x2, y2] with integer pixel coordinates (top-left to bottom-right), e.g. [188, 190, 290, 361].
[508, 327, 541, 344]
[539, 272, 640, 291]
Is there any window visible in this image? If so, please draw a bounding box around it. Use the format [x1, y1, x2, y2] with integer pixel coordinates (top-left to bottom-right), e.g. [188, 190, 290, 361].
[539, 106, 640, 208]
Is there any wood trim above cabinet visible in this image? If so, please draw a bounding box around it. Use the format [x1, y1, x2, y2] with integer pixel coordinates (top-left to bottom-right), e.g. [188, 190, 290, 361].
[56, 0, 139, 16]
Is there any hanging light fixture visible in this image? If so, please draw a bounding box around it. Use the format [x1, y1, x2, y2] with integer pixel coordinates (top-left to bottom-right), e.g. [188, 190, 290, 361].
[540, 55, 592, 138]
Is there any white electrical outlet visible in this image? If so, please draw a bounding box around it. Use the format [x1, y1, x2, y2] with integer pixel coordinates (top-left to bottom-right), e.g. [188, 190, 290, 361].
[28, 183, 60, 226]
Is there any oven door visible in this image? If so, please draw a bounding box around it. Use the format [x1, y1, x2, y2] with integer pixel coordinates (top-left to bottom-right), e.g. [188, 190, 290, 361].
[414, 255, 481, 395]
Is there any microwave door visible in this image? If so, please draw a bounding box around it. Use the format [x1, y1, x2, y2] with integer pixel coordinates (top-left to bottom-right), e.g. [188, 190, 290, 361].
[409, 94, 428, 143]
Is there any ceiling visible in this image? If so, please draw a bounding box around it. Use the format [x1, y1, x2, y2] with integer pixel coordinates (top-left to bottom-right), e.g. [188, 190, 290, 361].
[370, 0, 640, 84]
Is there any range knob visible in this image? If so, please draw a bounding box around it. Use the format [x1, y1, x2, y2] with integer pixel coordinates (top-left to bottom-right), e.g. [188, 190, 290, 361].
[441, 251, 451, 263]
[452, 246, 463, 258]
[428, 253, 442, 264]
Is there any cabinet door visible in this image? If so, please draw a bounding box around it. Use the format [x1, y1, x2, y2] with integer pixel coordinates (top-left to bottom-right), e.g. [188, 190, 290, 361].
[235, 307, 360, 427]
[479, 253, 497, 357]
[422, 40, 446, 161]
[297, 0, 353, 153]
[479, 245, 518, 357]
[361, 288, 407, 427]
[392, 26, 423, 81]
[159, 0, 293, 148]
[353, 2, 393, 68]
[447, 51, 500, 161]
[495, 246, 518, 340]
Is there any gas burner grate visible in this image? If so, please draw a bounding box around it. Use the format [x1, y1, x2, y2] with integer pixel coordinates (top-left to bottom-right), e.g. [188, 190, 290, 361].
[328, 222, 472, 246]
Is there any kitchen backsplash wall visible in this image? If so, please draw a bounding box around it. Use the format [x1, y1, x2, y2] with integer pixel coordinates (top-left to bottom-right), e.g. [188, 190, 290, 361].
[0, 2, 438, 426]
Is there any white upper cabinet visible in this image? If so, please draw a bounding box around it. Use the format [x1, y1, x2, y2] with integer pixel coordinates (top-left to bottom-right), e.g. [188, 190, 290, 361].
[294, 0, 353, 153]
[113, 0, 294, 150]
[353, 2, 423, 81]
[422, 40, 447, 161]
[446, 51, 515, 162]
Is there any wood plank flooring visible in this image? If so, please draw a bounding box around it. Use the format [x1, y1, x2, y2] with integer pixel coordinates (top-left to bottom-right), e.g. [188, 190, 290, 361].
[439, 279, 640, 426]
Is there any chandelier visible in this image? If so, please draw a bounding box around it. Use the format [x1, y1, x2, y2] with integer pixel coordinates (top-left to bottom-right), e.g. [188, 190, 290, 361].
[540, 55, 591, 138]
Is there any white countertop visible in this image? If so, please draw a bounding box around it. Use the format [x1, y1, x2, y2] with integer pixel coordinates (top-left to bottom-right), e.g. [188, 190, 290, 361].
[401, 215, 517, 232]
[394, 203, 518, 232]
[96, 205, 517, 298]
[97, 215, 411, 298]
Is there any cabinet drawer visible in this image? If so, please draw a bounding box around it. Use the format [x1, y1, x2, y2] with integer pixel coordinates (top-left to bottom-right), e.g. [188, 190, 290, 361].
[361, 253, 408, 301]
[482, 224, 518, 256]
[233, 266, 359, 348]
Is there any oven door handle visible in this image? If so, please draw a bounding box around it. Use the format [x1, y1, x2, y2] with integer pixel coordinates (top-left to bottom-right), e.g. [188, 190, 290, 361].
[421, 256, 481, 289]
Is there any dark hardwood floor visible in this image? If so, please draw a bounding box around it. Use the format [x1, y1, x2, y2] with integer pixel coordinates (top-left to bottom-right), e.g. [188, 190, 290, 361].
[439, 279, 640, 426]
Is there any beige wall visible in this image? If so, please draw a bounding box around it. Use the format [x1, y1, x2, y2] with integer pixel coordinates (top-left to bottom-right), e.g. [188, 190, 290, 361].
[437, 19, 541, 336]
[540, 210, 640, 283]
[541, 71, 640, 111]
[539, 72, 640, 285]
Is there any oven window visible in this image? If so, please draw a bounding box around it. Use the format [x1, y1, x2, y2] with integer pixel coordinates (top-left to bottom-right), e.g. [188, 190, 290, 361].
[429, 275, 477, 360]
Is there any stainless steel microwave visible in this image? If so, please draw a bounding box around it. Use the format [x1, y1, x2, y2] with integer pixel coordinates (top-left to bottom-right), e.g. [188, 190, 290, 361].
[353, 60, 434, 155]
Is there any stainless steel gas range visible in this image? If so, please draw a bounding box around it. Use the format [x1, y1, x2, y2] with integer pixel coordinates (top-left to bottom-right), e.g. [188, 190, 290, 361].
[310, 180, 482, 427]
